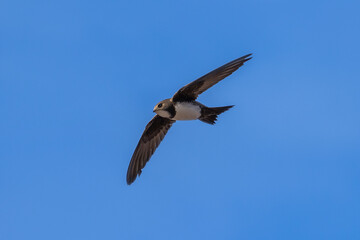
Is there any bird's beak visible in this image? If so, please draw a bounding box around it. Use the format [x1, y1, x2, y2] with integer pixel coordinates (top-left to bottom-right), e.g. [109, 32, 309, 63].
[153, 108, 156, 113]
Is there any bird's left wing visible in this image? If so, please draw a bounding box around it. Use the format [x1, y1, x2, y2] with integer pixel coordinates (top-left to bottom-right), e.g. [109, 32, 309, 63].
[171, 54, 252, 102]
[127, 115, 175, 185]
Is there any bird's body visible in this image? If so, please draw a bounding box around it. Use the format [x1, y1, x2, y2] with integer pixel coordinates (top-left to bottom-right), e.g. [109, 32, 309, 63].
[173, 101, 202, 120]
[127, 54, 252, 185]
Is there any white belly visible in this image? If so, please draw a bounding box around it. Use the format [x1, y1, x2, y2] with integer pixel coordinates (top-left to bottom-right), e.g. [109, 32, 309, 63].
[173, 102, 201, 120]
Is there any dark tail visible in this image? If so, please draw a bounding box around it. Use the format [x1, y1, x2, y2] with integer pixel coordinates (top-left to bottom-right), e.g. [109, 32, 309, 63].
[199, 105, 234, 125]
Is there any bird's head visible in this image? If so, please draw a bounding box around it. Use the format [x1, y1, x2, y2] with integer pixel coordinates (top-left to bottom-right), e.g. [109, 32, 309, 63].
[153, 99, 173, 118]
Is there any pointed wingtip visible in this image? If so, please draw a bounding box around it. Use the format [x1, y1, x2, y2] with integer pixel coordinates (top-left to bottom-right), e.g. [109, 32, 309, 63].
[126, 177, 133, 185]
[242, 53, 253, 62]
[232, 53, 252, 65]
[126, 171, 137, 185]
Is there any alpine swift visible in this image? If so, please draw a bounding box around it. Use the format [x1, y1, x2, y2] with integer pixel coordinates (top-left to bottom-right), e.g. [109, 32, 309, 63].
[127, 54, 252, 185]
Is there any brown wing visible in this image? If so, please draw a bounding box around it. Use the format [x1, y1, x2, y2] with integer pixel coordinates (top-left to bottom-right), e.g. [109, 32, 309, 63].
[171, 54, 252, 102]
[127, 115, 175, 185]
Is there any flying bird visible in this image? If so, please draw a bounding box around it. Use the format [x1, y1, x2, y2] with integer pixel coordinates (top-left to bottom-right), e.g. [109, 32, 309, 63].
[127, 54, 252, 185]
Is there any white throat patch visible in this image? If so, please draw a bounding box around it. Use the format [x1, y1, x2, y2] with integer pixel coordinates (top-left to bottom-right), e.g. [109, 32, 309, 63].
[173, 102, 201, 120]
[156, 109, 171, 118]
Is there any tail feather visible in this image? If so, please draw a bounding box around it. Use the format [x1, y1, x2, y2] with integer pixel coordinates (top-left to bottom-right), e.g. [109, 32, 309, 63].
[199, 105, 234, 125]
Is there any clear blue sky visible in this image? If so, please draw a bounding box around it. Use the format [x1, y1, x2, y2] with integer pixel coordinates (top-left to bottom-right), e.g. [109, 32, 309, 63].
[1, 0, 359, 239]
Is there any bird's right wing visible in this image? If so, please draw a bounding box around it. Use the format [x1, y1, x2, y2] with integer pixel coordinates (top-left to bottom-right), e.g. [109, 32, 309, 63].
[127, 115, 175, 185]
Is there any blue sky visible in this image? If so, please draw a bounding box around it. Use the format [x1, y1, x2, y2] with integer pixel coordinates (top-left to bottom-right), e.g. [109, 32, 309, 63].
[1, 0, 359, 239]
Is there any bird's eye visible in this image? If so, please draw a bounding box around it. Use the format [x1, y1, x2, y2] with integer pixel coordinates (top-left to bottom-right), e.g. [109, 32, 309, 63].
[158, 103, 163, 108]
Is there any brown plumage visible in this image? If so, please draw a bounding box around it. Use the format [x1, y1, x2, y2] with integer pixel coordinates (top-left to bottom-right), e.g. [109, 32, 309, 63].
[127, 54, 252, 185]
[172, 54, 252, 102]
[199, 105, 234, 125]
[126, 116, 175, 185]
